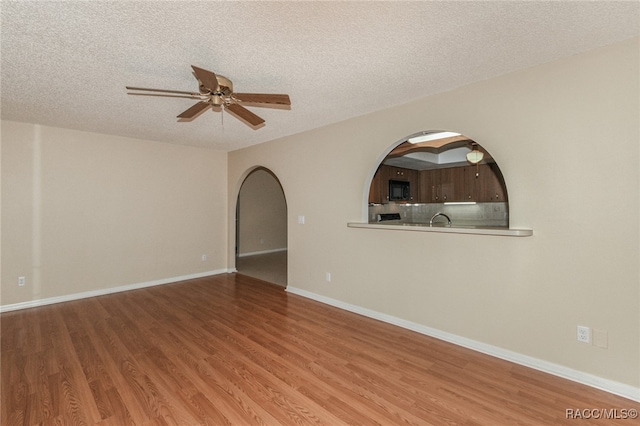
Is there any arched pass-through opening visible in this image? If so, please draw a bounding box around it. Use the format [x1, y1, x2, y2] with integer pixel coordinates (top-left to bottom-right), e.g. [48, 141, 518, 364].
[235, 167, 288, 286]
[367, 130, 509, 228]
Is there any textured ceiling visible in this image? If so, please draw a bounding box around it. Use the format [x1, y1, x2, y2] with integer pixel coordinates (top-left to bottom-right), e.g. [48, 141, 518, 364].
[2, 1, 638, 151]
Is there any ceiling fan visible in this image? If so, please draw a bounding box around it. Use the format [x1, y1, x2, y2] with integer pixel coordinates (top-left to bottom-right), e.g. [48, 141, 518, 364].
[126, 65, 291, 127]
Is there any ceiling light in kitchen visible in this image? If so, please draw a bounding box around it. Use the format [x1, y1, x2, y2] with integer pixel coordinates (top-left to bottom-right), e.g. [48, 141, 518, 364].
[407, 131, 461, 144]
[466, 144, 484, 164]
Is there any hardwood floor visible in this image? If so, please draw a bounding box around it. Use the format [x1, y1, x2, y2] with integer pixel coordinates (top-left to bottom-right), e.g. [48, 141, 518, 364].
[2, 273, 638, 425]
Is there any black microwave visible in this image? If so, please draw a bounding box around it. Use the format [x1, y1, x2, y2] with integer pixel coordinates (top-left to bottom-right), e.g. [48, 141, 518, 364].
[389, 180, 410, 201]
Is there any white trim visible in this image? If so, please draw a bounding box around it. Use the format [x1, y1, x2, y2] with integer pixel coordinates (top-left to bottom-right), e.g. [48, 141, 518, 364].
[0, 269, 233, 313]
[286, 286, 640, 403]
[237, 247, 287, 258]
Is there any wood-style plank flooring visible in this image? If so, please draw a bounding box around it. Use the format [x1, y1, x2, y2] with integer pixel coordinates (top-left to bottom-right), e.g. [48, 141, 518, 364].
[2, 273, 638, 425]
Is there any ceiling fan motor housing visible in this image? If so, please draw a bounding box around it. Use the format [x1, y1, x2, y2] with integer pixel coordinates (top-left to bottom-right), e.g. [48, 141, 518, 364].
[199, 74, 233, 96]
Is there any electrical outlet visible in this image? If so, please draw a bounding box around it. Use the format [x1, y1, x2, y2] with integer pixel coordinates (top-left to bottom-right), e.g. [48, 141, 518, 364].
[577, 325, 590, 343]
[298, 215, 305, 225]
[18, 277, 26, 286]
[201, 254, 207, 261]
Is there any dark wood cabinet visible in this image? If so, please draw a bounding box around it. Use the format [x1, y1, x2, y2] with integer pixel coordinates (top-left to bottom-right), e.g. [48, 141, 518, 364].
[460, 164, 508, 202]
[404, 169, 419, 202]
[369, 165, 419, 203]
[387, 166, 409, 180]
[462, 166, 477, 201]
[371, 163, 507, 204]
[368, 165, 387, 204]
[475, 164, 508, 202]
[440, 167, 466, 202]
[419, 169, 439, 203]
[416, 164, 507, 203]
[418, 167, 466, 202]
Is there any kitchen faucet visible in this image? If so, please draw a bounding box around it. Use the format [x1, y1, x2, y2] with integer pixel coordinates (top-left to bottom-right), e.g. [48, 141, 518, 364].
[429, 212, 452, 227]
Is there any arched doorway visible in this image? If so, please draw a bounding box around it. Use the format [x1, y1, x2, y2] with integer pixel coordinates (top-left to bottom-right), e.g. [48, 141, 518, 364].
[235, 167, 287, 286]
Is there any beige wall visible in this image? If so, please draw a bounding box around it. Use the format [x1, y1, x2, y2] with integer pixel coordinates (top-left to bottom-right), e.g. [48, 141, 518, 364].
[228, 38, 639, 388]
[1, 122, 228, 306]
[237, 168, 287, 256]
[1, 37, 637, 395]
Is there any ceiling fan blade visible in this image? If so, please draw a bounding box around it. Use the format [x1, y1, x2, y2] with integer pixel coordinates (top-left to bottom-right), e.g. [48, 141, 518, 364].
[191, 65, 219, 93]
[127, 93, 204, 100]
[177, 101, 211, 119]
[126, 86, 200, 96]
[226, 103, 265, 126]
[233, 93, 291, 105]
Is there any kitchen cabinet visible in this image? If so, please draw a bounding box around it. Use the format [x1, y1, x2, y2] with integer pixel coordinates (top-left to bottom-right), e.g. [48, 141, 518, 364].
[419, 169, 445, 202]
[369, 165, 418, 203]
[368, 165, 386, 203]
[461, 164, 508, 202]
[389, 166, 418, 202]
[371, 163, 506, 204]
[440, 167, 466, 202]
[474, 163, 508, 202]
[387, 166, 410, 180]
[418, 167, 465, 202]
[461, 166, 477, 201]
[419, 169, 437, 202]
[417, 164, 507, 203]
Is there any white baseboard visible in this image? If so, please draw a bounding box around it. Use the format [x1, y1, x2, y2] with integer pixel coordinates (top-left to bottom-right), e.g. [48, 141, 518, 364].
[0, 269, 233, 313]
[237, 248, 287, 258]
[286, 286, 640, 403]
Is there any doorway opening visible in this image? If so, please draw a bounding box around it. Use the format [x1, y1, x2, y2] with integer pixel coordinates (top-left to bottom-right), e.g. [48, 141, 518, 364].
[367, 130, 509, 227]
[235, 167, 287, 286]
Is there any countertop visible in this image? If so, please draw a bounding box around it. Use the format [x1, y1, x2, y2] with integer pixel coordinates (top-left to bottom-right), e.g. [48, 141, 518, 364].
[347, 222, 533, 237]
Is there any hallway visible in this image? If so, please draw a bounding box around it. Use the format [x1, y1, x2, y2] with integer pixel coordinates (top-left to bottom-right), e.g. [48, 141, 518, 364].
[235, 250, 287, 287]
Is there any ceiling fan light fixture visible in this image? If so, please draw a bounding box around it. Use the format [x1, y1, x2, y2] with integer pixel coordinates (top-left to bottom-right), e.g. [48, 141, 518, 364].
[211, 95, 222, 107]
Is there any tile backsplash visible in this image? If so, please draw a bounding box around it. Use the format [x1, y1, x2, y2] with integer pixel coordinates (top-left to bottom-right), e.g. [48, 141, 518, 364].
[368, 202, 508, 227]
